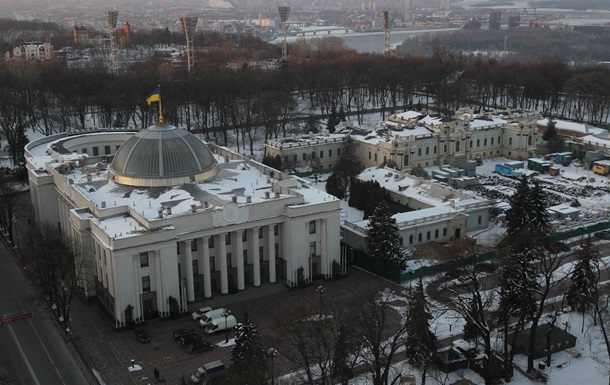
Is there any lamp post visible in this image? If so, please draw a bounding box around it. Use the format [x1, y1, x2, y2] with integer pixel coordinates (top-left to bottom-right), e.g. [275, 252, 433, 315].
[222, 309, 231, 343]
[268, 347, 277, 385]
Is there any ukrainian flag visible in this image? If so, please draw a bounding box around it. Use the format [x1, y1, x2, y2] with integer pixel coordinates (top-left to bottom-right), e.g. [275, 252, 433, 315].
[146, 87, 160, 105]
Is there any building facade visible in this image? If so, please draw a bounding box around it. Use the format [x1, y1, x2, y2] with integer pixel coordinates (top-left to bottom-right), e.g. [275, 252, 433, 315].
[265, 108, 541, 174]
[11, 41, 53, 61]
[26, 124, 342, 328]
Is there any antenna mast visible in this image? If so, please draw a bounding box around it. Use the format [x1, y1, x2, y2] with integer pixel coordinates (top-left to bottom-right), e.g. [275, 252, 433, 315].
[277, 6, 291, 62]
[105, 11, 119, 75]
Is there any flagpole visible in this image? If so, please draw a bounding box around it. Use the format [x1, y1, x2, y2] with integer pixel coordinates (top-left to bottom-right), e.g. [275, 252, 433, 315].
[158, 84, 164, 124]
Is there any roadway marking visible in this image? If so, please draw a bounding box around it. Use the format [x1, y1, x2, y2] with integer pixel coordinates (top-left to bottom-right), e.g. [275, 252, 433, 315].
[8, 324, 42, 385]
[30, 320, 67, 384]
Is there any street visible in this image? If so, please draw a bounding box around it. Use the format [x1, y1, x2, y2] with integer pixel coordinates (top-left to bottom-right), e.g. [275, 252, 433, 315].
[0, 195, 92, 385]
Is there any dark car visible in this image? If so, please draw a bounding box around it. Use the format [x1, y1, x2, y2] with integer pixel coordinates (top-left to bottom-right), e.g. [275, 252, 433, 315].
[134, 328, 151, 343]
[172, 328, 196, 341]
[179, 333, 204, 347]
[188, 341, 214, 354]
[595, 231, 610, 240]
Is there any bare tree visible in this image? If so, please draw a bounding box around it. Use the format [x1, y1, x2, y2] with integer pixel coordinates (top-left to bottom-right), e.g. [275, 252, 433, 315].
[21, 224, 91, 335]
[437, 240, 498, 385]
[356, 289, 409, 385]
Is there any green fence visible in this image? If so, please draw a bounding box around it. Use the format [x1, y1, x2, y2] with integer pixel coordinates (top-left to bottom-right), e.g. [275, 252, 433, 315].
[348, 221, 610, 284]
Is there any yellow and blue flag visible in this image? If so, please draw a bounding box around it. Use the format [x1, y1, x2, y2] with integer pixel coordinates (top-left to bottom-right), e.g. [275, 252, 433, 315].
[146, 87, 160, 105]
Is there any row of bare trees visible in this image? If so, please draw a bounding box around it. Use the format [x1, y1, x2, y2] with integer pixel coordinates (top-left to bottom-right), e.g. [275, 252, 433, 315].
[3, 34, 610, 176]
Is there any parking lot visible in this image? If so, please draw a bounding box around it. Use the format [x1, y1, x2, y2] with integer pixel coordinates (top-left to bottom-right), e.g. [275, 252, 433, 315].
[68, 266, 403, 385]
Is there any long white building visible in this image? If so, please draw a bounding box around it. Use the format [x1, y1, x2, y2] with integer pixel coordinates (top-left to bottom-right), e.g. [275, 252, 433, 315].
[26, 123, 341, 328]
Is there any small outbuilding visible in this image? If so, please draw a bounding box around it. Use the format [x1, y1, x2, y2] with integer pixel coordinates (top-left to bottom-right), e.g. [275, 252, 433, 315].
[508, 323, 577, 359]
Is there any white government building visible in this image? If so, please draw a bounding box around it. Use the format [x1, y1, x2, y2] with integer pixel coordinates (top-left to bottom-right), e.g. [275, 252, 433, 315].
[26, 123, 342, 327]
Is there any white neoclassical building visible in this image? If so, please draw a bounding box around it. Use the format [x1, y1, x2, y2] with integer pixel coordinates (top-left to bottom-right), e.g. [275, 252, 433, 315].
[26, 123, 342, 328]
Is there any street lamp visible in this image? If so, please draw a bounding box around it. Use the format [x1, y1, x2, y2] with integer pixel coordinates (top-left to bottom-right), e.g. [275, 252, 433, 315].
[268, 347, 278, 385]
[222, 309, 232, 343]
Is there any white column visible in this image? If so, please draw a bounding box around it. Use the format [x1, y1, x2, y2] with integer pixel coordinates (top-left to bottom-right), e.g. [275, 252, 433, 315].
[132, 255, 142, 321]
[219, 233, 228, 294]
[252, 227, 261, 287]
[321, 219, 329, 278]
[268, 224, 276, 283]
[184, 240, 195, 302]
[154, 251, 165, 315]
[235, 230, 245, 290]
[202, 237, 212, 298]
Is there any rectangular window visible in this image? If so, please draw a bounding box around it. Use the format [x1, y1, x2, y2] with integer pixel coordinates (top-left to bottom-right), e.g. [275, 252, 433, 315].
[409, 235, 413, 244]
[309, 220, 316, 234]
[103, 250, 107, 265]
[418, 233, 422, 242]
[210, 257, 215, 271]
[275, 243, 279, 256]
[374, 153, 377, 161]
[191, 241, 197, 251]
[274, 224, 279, 236]
[484, 138, 487, 146]
[142, 276, 150, 292]
[82, 148, 87, 154]
[259, 229, 263, 239]
[477, 139, 480, 147]
[329, 149, 332, 157]
[443, 228, 447, 236]
[309, 241, 316, 256]
[434, 145, 437, 154]
[192, 260, 198, 275]
[140, 252, 149, 267]
[456, 141, 460, 151]
[225, 233, 231, 245]
[242, 231, 248, 242]
[92, 147, 99, 156]
[209, 236, 215, 248]
[259, 246, 264, 259]
[303, 153, 307, 161]
[320, 151, 324, 158]
[177, 243, 181, 255]
[444, 144, 447, 153]
[435, 229, 439, 238]
[425, 147, 429, 155]
[418, 148, 421, 156]
[491, 137, 494, 145]
[509, 137, 512, 145]
[427, 231, 431, 240]
[368, 151, 371, 160]
[337, 148, 341, 156]
[478, 216, 482, 225]
[470, 140, 473, 148]
[227, 253, 232, 268]
[243, 249, 248, 263]
[104, 145, 111, 154]
[293, 154, 297, 162]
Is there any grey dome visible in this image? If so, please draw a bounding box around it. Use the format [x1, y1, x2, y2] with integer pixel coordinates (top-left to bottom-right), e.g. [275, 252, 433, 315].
[109, 123, 219, 187]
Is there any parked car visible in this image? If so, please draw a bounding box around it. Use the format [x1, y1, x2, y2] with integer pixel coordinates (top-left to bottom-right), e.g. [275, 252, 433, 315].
[191, 306, 213, 321]
[204, 315, 237, 335]
[595, 231, 610, 240]
[134, 328, 151, 343]
[179, 333, 204, 347]
[173, 328, 196, 341]
[188, 341, 214, 354]
[198, 308, 227, 327]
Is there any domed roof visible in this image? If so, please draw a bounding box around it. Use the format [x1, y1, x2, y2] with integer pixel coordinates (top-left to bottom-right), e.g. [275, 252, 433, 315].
[109, 123, 220, 187]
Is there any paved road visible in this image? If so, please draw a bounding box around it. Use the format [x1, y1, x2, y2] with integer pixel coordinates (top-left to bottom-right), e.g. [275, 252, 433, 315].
[0, 210, 92, 385]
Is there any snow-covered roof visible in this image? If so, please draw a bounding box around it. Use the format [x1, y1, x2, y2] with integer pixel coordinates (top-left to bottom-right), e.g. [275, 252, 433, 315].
[538, 118, 606, 136]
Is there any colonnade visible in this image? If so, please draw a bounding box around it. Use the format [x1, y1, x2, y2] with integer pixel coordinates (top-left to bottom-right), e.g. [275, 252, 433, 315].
[181, 225, 276, 300]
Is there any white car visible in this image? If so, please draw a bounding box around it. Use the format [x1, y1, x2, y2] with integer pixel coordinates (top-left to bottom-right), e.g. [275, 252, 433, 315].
[191, 307, 212, 321]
